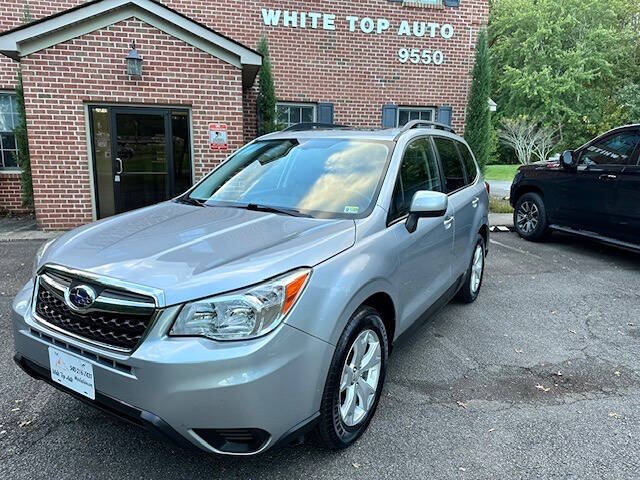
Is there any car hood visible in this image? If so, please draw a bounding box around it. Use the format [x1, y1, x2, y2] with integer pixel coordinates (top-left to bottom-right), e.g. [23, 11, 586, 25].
[519, 160, 562, 172]
[41, 202, 355, 306]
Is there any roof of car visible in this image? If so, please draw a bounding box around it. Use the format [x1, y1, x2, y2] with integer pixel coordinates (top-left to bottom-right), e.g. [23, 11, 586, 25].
[259, 125, 465, 143]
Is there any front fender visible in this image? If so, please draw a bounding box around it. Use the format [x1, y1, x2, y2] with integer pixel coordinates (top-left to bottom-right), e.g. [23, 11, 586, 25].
[285, 248, 399, 346]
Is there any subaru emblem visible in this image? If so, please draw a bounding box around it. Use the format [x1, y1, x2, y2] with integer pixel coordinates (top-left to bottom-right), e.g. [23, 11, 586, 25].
[66, 285, 96, 311]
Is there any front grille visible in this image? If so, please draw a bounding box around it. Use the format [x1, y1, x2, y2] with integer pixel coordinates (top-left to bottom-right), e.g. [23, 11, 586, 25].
[34, 270, 156, 351]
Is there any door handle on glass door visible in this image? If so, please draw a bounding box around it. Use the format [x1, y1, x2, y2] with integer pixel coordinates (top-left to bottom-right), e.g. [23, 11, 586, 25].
[444, 216, 454, 229]
[472, 197, 479, 208]
[598, 174, 617, 181]
[116, 158, 123, 175]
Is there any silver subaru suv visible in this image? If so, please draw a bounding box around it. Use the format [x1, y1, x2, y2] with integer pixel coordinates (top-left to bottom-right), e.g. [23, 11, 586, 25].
[12, 121, 489, 455]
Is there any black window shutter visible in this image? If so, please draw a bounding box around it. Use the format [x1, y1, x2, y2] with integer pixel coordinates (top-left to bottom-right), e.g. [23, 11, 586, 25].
[382, 104, 398, 128]
[317, 103, 334, 124]
[444, 0, 460, 7]
[437, 106, 453, 126]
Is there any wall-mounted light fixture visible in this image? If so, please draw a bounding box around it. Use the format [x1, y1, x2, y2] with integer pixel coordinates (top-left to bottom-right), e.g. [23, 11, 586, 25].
[126, 41, 143, 77]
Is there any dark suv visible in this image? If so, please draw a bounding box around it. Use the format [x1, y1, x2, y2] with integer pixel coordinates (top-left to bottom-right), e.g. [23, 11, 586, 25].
[510, 124, 640, 251]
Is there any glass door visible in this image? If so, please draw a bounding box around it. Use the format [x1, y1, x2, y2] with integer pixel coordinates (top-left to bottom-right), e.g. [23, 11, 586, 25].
[113, 109, 169, 213]
[89, 106, 192, 218]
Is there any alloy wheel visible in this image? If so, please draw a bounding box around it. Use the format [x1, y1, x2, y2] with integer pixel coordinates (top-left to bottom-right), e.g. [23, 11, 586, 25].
[339, 329, 382, 427]
[516, 201, 539, 234]
[470, 244, 484, 293]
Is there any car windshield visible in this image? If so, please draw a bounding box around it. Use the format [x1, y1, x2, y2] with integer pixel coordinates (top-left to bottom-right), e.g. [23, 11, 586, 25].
[187, 138, 392, 218]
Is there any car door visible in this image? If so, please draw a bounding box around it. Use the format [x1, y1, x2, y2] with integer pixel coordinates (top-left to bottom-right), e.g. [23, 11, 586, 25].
[388, 137, 454, 326]
[570, 130, 640, 237]
[612, 130, 640, 244]
[432, 136, 475, 279]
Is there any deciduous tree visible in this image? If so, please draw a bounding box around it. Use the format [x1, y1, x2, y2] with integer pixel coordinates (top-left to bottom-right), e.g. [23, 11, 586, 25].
[490, 0, 640, 151]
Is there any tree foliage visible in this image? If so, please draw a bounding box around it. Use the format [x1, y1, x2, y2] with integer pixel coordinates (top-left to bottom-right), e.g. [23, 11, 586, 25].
[14, 71, 32, 207]
[490, 0, 640, 153]
[256, 36, 278, 135]
[464, 29, 491, 173]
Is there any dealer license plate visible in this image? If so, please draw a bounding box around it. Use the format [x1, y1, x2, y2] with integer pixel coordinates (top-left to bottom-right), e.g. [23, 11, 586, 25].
[48, 347, 95, 400]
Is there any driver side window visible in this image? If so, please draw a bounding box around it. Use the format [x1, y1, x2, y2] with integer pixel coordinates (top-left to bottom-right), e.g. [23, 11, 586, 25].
[389, 138, 442, 222]
[580, 131, 640, 166]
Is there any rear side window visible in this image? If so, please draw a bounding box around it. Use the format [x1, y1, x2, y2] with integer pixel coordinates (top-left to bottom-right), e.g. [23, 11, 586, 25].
[457, 142, 478, 185]
[389, 138, 442, 221]
[433, 137, 465, 193]
[580, 131, 640, 166]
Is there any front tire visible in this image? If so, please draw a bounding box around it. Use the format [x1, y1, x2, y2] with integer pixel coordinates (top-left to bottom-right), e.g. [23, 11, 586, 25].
[514, 192, 549, 241]
[314, 306, 388, 450]
[456, 234, 486, 303]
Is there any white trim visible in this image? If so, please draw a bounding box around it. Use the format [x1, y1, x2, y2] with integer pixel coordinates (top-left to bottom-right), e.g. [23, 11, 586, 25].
[0, 0, 261, 87]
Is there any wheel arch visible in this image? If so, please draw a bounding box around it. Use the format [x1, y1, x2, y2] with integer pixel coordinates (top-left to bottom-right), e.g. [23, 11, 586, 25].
[478, 223, 489, 254]
[510, 184, 544, 207]
[361, 292, 396, 352]
[326, 279, 399, 349]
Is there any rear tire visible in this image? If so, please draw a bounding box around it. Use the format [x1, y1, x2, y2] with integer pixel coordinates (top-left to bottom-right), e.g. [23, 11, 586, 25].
[514, 192, 550, 241]
[456, 235, 485, 304]
[313, 306, 388, 450]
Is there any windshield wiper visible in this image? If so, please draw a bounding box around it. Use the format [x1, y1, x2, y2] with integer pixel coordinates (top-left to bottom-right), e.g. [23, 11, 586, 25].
[239, 203, 312, 218]
[177, 197, 207, 207]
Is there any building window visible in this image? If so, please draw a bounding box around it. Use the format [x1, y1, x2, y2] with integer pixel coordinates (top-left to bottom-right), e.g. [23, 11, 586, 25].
[397, 107, 435, 127]
[0, 92, 20, 169]
[277, 102, 316, 129]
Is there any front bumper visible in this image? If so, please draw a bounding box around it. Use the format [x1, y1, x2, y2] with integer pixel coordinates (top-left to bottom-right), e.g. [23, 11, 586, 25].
[12, 281, 333, 455]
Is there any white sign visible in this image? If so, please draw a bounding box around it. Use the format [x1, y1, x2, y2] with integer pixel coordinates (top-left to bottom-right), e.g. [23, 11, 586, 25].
[261, 8, 455, 65]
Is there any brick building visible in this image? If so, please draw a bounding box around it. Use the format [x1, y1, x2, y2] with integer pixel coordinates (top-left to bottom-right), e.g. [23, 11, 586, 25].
[0, 0, 488, 230]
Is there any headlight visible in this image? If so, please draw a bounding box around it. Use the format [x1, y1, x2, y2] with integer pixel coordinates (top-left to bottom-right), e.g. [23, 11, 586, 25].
[33, 238, 56, 276]
[170, 269, 311, 341]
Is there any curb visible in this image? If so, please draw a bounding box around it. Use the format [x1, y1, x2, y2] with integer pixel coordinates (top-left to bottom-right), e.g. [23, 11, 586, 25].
[490, 225, 514, 232]
[0, 231, 63, 241]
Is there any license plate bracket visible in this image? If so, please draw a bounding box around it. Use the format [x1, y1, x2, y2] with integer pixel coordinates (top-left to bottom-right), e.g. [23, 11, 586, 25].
[48, 347, 95, 400]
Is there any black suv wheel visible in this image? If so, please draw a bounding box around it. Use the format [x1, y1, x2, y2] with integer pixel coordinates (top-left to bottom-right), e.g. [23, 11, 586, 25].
[514, 192, 550, 241]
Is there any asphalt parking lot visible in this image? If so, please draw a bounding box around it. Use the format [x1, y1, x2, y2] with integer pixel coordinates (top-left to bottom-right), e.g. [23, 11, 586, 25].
[1, 232, 639, 479]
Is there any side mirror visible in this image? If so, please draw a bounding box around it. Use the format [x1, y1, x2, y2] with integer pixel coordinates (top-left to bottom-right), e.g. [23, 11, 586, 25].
[561, 150, 578, 170]
[406, 191, 448, 233]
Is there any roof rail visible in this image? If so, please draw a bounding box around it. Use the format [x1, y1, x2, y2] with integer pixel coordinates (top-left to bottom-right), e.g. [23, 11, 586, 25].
[396, 120, 456, 138]
[281, 122, 351, 132]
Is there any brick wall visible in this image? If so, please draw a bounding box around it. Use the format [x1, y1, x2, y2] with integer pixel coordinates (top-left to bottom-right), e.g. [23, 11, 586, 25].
[0, 172, 30, 214]
[1, 0, 489, 229]
[19, 18, 243, 230]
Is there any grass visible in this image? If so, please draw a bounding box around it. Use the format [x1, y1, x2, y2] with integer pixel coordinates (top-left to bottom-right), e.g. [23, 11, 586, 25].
[489, 196, 514, 214]
[485, 164, 520, 181]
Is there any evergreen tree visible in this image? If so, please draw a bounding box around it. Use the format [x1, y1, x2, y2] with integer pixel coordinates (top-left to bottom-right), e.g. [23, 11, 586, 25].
[14, 71, 32, 207]
[464, 29, 491, 173]
[256, 36, 278, 135]
[13, 3, 34, 207]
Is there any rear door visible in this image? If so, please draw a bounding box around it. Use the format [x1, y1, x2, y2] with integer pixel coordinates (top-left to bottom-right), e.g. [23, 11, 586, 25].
[613, 130, 640, 244]
[432, 136, 476, 279]
[571, 129, 640, 237]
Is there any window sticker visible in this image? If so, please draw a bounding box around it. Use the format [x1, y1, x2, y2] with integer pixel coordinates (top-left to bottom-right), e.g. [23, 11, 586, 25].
[344, 206, 360, 214]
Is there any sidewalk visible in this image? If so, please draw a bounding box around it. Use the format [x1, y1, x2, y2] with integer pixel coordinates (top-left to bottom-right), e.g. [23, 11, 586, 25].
[489, 213, 513, 228]
[0, 215, 61, 241]
[487, 180, 512, 199]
